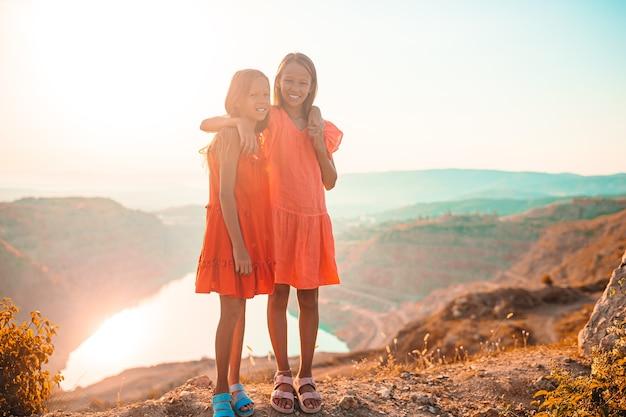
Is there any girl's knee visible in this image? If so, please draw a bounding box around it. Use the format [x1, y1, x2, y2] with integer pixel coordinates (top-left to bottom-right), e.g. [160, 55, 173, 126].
[268, 285, 290, 310]
[220, 296, 245, 319]
[270, 285, 290, 300]
[297, 289, 318, 310]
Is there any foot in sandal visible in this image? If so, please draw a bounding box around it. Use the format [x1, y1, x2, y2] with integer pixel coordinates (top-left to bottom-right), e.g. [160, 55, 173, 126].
[212, 392, 235, 417]
[270, 370, 295, 414]
[229, 383, 254, 417]
[294, 376, 322, 414]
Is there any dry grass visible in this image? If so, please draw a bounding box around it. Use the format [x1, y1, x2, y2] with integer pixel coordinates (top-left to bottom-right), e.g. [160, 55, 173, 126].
[533, 320, 626, 416]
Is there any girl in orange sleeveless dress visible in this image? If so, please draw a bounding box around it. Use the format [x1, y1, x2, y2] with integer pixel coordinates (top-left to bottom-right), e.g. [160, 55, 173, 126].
[200, 53, 341, 415]
[196, 69, 273, 417]
[262, 53, 341, 415]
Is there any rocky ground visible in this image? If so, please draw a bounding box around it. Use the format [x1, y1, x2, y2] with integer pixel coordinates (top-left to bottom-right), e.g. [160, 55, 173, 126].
[42, 343, 586, 417]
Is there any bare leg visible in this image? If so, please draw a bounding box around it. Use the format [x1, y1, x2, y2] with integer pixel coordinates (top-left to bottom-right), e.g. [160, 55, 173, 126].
[214, 295, 245, 395]
[296, 288, 321, 410]
[228, 300, 252, 413]
[267, 284, 294, 409]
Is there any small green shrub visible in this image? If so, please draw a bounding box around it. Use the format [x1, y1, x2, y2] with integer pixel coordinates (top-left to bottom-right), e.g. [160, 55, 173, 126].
[0, 297, 63, 416]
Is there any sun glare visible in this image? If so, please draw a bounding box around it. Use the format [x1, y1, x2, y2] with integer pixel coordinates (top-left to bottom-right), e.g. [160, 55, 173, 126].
[78, 309, 142, 361]
[9, 0, 219, 164]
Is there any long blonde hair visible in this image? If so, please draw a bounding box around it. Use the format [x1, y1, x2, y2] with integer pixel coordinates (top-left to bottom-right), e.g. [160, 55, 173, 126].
[225, 69, 270, 133]
[273, 53, 318, 119]
[199, 69, 269, 157]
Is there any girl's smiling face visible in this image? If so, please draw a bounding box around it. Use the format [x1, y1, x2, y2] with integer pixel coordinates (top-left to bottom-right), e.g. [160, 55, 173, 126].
[278, 61, 312, 110]
[239, 76, 270, 123]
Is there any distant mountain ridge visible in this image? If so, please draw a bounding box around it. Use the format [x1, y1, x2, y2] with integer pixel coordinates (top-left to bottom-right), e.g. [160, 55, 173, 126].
[369, 196, 569, 224]
[3, 169, 625, 214]
[327, 169, 626, 218]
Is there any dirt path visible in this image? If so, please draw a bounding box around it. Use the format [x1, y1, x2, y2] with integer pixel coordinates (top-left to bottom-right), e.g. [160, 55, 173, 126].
[44, 344, 588, 417]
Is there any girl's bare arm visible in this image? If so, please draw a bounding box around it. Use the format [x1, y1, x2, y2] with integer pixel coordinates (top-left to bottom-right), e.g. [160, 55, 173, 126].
[313, 145, 337, 190]
[217, 128, 253, 275]
[308, 107, 337, 190]
[200, 115, 257, 154]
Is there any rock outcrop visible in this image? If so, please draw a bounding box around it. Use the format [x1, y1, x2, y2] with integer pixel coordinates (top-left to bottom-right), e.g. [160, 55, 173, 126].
[578, 251, 626, 355]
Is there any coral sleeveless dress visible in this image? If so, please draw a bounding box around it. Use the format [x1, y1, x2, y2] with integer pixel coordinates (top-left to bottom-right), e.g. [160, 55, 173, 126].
[195, 130, 274, 298]
[262, 107, 343, 289]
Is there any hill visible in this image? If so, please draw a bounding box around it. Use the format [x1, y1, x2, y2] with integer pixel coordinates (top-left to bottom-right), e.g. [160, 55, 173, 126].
[41, 202, 626, 417]
[322, 198, 626, 350]
[4, 196, 625, 376]
[0, 197, 204, 372]
[504, 209, 626, 288]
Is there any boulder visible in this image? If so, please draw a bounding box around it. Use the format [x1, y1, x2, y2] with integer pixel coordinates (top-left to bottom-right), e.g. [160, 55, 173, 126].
[578, 251, 626, 355]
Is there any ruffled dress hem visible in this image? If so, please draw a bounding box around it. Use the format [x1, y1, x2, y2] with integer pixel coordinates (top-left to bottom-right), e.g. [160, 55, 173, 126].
[195, 258, 275, 298]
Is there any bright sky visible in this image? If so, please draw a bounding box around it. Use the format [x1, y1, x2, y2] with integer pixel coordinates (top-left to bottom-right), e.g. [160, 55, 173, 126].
[1, 0, 626, 193]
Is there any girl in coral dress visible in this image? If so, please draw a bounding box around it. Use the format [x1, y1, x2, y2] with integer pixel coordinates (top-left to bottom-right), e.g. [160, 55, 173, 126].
[200, 53, 342, 414]
[196, 69, 274, 417]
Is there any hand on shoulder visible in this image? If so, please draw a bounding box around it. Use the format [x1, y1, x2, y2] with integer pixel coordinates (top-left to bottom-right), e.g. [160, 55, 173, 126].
[235, 118, 258, 154]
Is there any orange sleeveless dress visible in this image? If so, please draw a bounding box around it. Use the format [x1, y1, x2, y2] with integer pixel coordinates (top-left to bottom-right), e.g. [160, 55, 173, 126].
[195, 130, 274, 298]
[263, 107, 343, 289]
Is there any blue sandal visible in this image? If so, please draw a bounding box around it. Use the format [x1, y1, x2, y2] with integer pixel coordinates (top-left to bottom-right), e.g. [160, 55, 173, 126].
[212, 392, 235, 417]
[229, 383, 255, 417]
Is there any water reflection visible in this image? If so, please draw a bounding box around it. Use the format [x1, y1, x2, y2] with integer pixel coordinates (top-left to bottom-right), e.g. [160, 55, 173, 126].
[61, 274, 348, 390]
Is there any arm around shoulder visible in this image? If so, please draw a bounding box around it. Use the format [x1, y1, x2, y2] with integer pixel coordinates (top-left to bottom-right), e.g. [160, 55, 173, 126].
[200, 116, 257, 154]
[199, 115, 237, 133]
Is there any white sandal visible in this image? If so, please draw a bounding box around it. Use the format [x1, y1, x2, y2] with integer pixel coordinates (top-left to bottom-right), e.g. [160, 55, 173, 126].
[270, 372, 295, 414]
[294, 376, 322, 414]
